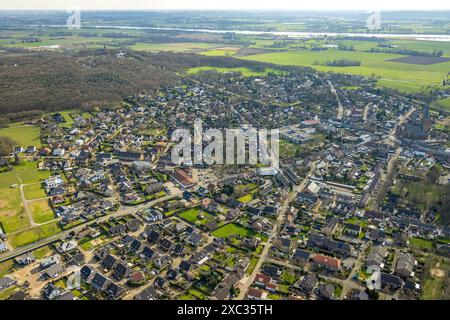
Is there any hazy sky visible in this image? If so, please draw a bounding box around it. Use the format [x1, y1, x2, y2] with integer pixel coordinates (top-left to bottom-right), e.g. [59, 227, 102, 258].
[1, 0, 449, 11]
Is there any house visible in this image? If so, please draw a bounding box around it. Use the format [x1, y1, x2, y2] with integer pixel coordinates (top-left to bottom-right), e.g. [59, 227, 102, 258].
[43, 283, 62, 300]
[172, 168, 196, 189]
[348, 289, 369, 300]
[91, 273, 109, 291]
[106, 282, 124, 299]
[313, 254, 341, 272]
[380, 273, 404, 291]
[40, 254, 60, 269]
[43, 263, 64, 279]
[102, 254, 117, 271]
[295, 273, 318, 296]
[0, 241, 7, 253]
[135, 286, 157, 300]
[344, 223, 361, 237]
[293, 249, 311, 265]
[179, 260, 192, 273]
[254, 273, 277, 292]
[247, 288, 266, 300]
[307, 233, 352, 257]
[56, 291, 75, 300]
[114, 263, 130, 280]
[0, 277, 16, 290]
[317, 283, 335, 300]
[366, 228, 386, 244]
[15, 252, 35, 265]
[366, 246, 387, 273]
[58, 240, 77, 253]
[126, 219, 141, 232]
[395, 253, 415, 279]
[80, 265, 93, 280]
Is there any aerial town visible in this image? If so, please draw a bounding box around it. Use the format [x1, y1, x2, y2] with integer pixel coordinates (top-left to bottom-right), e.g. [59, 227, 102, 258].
[0, 66, 449, 301]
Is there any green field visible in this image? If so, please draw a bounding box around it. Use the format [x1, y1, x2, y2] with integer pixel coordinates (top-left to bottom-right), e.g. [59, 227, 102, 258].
[0, 162, 50, 233]
[23, 183, 47, 200]
[187, 66, 283, 77]
[129, 42, 218, 52]
[29, 199, 55, 224]
[8, 222, 62, 248]
[238, 194, 253, 203]
[422, 256, 450, 300]
[239, 49, 450, 92]
[212, 223, 258, 238]
[179, 208, 213, 225]
[409, 237, 434, 250]
[432, 97, 450, 111]
[0, 124, 41, 147]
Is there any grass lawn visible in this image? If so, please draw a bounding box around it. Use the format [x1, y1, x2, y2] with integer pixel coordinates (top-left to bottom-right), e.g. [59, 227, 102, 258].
[240, 49, 450, 92]
[0, 124, 41, 147]
[432, 97, 450, 111]
[238, 194, 253, 203]
[421, 256, 450, 300]
[0, 260, 14, 277]
[23, 183, 47, 200]
[212, 223, 263, 239]
[32, 245, 53, 259]
[0, 161, 51, 233]
[0, 286, 18, 300]
[29, 199, 55, 224]
[409, 237, 434, 250]
[179, 208, 212, 225]
[0, 187, 29, 233]
[9, 222, 62, 248]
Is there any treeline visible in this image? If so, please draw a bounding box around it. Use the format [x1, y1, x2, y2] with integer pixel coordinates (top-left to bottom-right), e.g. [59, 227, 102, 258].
[0, 136, 16, 156]
[369, 47, 444, 57]
[313, 59, 361, 67]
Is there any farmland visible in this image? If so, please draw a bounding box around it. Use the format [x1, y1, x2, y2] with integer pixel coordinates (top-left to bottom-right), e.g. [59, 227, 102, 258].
[187, 66, 283, 77]
[240, 48, 450, 92]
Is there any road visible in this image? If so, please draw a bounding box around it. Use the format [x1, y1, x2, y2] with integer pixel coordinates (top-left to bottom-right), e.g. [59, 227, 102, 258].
[236, 162, 316, 299]
[328, 80, 344, 120]
[0, 189, 183, 263]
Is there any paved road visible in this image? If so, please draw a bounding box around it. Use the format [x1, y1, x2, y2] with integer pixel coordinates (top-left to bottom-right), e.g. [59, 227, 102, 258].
[328, 80, 344, 120]
[236, 162, 316, 299]
[0, 190, 183, 263]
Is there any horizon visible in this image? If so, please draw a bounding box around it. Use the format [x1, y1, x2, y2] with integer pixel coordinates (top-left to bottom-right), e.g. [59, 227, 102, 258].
[2, 0, 450, 11]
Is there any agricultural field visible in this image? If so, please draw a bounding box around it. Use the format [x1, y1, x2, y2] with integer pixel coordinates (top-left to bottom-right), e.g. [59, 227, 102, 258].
[129, 42, 219, 52]
[187, 66, 283, 77]
[29, 199, 55, 224]
[240, 48, 450, 92]
[0, 124, 41, 148]
[8, 222, 62, 248]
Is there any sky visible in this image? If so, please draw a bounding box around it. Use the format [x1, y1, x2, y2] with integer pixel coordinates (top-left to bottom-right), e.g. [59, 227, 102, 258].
[1, 0, 450, 11]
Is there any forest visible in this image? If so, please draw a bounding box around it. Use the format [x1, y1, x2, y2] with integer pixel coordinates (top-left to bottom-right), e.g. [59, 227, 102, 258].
[0, 49, 296, 124]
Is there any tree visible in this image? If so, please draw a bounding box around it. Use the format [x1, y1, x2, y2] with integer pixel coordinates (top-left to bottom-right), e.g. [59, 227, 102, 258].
[427, 165, 441, 184]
